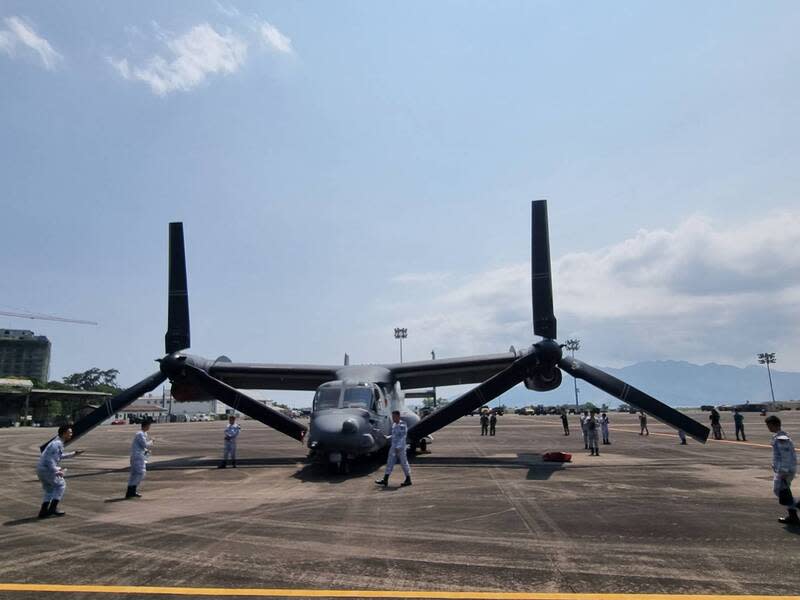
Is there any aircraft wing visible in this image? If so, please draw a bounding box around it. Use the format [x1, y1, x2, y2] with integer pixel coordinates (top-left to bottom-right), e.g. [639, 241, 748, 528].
[387, 352, 518, 389]
[208, 362, 341, 391]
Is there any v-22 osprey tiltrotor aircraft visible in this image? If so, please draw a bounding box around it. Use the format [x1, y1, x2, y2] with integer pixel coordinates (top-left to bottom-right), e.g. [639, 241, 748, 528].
[45, 200, 710, 471]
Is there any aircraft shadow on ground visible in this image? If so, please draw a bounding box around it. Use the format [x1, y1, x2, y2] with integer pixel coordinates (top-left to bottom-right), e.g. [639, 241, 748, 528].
[409, 453, 566, 480]
[292, 456, 384, 484]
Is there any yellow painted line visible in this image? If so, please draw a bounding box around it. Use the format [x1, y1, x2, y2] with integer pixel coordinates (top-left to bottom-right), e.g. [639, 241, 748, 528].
[0, 584, 798, 599]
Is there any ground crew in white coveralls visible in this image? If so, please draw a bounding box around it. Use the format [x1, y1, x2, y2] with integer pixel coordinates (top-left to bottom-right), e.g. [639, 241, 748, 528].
[219, 414, 241, 468]
[375, 410, 412, 487]
[600, 412, 610, 445]
[580, 411, 589, 449]
[126, 420, 153, 499]
[764, 415, 799, 525]
[37, 424, 84, 518]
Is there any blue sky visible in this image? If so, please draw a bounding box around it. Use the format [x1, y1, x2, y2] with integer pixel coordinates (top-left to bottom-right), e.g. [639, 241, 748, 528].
[2, 1, 799, 404]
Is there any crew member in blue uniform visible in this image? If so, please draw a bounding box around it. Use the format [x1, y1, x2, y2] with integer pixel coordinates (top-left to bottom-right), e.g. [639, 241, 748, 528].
[126, 420, 153, 499]
[560, 409, 569, 436]
[489, 412, 497, 436]
[37, 424, 83, 518]
[218, 414, 241, 468]
[375, 411, 412, 487]
[765, 416, 799, 525]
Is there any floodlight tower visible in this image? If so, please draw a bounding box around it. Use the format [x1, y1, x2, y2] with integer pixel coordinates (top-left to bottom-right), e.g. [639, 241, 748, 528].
[564, 338, 581, 408]
[757, 352, 777, 404]
[394, 327, 407, 363]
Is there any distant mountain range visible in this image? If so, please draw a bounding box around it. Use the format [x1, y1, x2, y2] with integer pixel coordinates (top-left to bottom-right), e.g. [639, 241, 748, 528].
[486, 360, 800, 409]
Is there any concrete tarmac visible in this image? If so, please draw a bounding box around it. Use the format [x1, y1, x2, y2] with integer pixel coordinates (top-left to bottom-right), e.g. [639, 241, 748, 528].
[1, 412, 799, 599]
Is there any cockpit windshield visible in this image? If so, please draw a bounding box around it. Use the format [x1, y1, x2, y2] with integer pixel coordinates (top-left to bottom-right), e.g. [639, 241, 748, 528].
[343, 386, 374, 409]
[313, 387, 341, 411]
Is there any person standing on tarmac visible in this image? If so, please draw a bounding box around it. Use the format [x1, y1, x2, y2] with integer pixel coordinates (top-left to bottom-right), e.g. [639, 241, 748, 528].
[764, 416, 799, 525]
[709, 408, 722, 440]
[126, 420, 154, 499]
[734, 409, 746, 441]
[376, 411, 412, 487]
[600, 412, 610, 445]
[36, 424, 84, 518]
[580, 411, 589, 449]
[480, 411, 489, 436]
[639, 411, 649, 436]
[561, 409, 569, 436]
[678, 430, 687, 445]
[587, 412, 600, 456]
[219, 414, 241, 468]
[489, 412, 497, 436]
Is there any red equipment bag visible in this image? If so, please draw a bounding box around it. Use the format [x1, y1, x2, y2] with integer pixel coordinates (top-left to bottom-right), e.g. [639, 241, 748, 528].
[543, 451, 572, 462]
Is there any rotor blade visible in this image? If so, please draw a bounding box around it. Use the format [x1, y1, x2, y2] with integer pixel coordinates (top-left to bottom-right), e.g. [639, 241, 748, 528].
[408, 350, 539, 442]
[531, 200, 556, 339]
[40, 371, 167, 452]
[558, 357, 709, 443]
[183, 365, 307, 442]
[165, 222, 190, 354]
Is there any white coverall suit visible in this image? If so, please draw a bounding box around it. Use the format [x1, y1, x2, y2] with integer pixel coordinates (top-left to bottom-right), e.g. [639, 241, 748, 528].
[128, 430, 153, 487]
[384, 421, 411, 478]
[37, 438, 75, 502]
[224, 422, 241, 462]
[771, 430, 797, 508]
[580, 415, 588, 448]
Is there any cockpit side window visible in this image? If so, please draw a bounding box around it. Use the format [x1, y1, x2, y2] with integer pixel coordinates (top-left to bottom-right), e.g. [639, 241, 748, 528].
[313, 387, 341, 411]
[343, 386, 373, 409]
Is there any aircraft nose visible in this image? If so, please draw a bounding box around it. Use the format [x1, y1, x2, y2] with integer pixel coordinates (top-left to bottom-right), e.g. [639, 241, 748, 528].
[341, 418, 358, 434]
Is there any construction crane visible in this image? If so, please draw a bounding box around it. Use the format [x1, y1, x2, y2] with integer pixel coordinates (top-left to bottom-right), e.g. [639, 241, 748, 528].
[0, 310, 97, 326]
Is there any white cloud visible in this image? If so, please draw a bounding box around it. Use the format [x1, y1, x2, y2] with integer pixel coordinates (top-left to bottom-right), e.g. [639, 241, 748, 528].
[109, 23, 247, 96]
[258, 22, 293, 54]
[110, 17, 294, 95]
[385, 212, 800, 368]
[0, 16, 62, 70]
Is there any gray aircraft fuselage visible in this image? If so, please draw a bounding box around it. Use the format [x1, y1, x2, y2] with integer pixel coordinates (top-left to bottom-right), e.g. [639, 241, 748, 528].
[306, 365, 421, 467]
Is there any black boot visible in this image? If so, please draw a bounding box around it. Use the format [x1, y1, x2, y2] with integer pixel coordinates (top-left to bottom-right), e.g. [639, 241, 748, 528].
[779, 509, 800, 525]
[375, 474, 388, 486]
[232, 459, 236, 468]
[38, 502, 50, 519]
[125, 486, 141, 499]
[47, 500, 65, 517]
[400, 476, 412, 487]
[218, 460, 227, 469]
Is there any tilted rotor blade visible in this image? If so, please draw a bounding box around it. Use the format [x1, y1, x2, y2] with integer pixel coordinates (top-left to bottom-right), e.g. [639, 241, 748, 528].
[165, 222, 190, 354]
[531, 200, 557, 339]
[40, 371, 167, 452]
[182, 365, 307, 442]
[409, 350, 540, 442]
[558, 357, 710, 443]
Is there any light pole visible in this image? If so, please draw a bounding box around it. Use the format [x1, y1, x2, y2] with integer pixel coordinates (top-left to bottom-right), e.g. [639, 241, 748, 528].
[757, 352, 777, 405]
[564, 338, 581, 409]
[394, 327, 407, 363]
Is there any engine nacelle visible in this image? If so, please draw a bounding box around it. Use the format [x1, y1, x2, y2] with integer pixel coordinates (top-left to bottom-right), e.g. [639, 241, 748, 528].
[524, 368, 563, 392]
